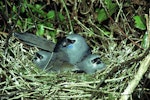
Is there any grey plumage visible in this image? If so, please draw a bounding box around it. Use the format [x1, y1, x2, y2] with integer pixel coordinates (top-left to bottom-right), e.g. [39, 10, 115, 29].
[13, 32, 55, 52]
[34, 51, 106, 74]
[54, 34, 91, 64]
[14, 32, 106, 74]
[33, 34, 91, 72]
[76, 54, 106, 74]
[33, 50, 52, 70]
[14, 33, 91, 65]
[33, 50, 79, 72]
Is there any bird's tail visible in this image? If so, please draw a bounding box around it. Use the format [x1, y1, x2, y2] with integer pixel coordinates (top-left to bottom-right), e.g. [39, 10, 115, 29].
[13, 32, 55, 52]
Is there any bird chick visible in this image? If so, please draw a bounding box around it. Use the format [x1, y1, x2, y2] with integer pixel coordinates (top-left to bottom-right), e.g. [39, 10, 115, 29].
[76, 54, 106, 74]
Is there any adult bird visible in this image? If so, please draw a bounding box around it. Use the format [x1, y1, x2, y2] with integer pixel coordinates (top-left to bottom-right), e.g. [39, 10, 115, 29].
[54, 34, 91, 64]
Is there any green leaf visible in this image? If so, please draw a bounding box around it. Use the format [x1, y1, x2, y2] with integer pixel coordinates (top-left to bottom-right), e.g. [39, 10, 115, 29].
[27, 18, 32, 23]
[21, 6, 25, 13]
[141, 32, 149, 49]
[47, 10, 55, 19]
[27, 4, 45, 15]
[97, 9, 107, 23]
[49, 30, 56, 37]
[58, 12, 65, 21]
[105, 0, 112, 8]
[16, 20, 22, 26]
[35, 4, 42, 9]
[133, 15, 146, 30]
[36, 24, 45, 36]
[13, 5, 17, 12]
[46, 23, 53, 28]
[96, 0, 117, 23]
[48, 30, 57, 42]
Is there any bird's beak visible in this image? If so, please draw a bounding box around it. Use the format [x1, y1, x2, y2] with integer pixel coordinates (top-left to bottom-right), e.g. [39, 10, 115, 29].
[62, 40, 68, 47]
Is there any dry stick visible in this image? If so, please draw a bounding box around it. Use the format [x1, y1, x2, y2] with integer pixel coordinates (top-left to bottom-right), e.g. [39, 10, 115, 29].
[145, 10, 150, 48]
[4, 1, 22, 49]
[61, 0, 73, 32]
[120, 53, 150, 100]
[79, 0, 94, 15]
[115, 23, 143, 49]
[91, 8, 150, 99]
[90, 46, 150, 99]
[101, 0, 143, 49]
[120, 9, 150, 100]
[90, 2, 146, 99]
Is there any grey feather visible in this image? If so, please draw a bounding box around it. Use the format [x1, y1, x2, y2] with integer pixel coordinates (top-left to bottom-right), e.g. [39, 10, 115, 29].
[13, 32, 55, 52]
[54, 34, 91, 64]
[76, 54, 106, 74]
[33, 50, 79, 72]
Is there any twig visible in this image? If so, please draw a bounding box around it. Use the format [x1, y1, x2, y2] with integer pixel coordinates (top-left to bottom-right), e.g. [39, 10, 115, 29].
[120, 53, 150, 100]
[61, 0, 73, 32]
[4, 0, 22, 49]
[90, 46, 150, 99]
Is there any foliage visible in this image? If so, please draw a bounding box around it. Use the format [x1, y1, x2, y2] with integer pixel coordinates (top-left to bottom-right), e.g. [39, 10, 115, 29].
[0, 0, 150, 99]
[133, 15, 146, 30]
[96, 0, 118, 23]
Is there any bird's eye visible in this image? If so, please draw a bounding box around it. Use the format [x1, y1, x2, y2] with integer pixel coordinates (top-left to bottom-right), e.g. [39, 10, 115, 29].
[96, 59, 102, 64]
[36, 53, 43, 59]
[62, 39, 75, 47]
[91, 58, 102, 64]
[67, 39, 75, 44]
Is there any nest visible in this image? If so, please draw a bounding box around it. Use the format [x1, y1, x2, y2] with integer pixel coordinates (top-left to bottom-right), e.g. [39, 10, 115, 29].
[0, 0, 150, 99]
[0, 32, 149, 100]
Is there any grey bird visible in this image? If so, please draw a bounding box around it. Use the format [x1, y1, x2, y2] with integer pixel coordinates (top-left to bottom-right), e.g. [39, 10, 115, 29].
[14, 34, 102, 74]
[76, 54, 106, 74]
[33, 50, 52, 70]
[13, 33, 91, 64]
[33, 50, 79, 72]
[33, 51, 106, 74]
[54, 34, 91, 64]
[33, 34, 91, 72]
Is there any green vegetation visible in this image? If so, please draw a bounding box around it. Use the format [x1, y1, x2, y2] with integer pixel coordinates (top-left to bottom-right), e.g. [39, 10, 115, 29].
[0, 0, 150, 99]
